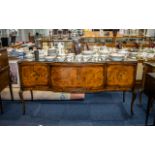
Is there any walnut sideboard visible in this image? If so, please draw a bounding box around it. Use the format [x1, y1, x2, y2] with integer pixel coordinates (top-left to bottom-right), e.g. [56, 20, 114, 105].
[18, 61, 137, 114]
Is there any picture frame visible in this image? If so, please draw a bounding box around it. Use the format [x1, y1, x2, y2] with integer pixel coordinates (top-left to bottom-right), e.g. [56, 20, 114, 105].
[9, 60, 20, 87]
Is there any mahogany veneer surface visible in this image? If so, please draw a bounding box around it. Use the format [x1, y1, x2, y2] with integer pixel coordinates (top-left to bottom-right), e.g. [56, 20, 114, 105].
[18, 61, 137, 93]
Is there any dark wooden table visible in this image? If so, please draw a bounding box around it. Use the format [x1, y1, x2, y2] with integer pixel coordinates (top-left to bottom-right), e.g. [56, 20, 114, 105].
[0, 48, 14, 113]
[144, 73, 155, 125]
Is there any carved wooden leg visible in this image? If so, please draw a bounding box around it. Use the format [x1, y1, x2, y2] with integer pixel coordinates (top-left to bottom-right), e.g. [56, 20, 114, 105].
[139, 90, 143, 105]
[19, 90, 25, 115]
[9, 82, 14, 101]
[0, 94, 3, 114]
[30, 89, 33, 101]
[8, 70, 14, 101]
[149, 98, 154, 113]
[153, 117, 155, 126]
[130, 90, 137, 115]
[123, 91, 125, 103]
[145, 97, 153, 126]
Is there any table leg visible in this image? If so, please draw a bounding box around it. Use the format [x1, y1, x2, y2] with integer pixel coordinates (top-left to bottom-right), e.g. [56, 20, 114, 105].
[9, 71, 14, 101]
[139, 90, 143, 105]
[153, 118, 155, 126]
[130, 90, 137, 115]
[149, 98, 154, 113]
[9, 82, 14, 101]
[0, 93, 3, 114]
[145, 97, 153, 125]
[30, 89, 33, 101]
[123, 91, 125, 103]
[19, 90, 25, 115]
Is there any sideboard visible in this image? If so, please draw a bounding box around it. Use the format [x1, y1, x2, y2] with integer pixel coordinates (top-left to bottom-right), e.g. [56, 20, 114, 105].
[18, 61, 137, 114]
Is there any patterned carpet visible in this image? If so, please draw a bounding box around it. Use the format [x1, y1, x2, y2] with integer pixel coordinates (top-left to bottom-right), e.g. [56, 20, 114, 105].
[0, 92, 154, 126]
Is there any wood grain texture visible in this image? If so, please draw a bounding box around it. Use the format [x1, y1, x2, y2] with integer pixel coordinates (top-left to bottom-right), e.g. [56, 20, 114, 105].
[80, 66, 104, 88]
[51, 66, 104, 89]
[0, 69, 9, 92]
[107, 65, 135, 87]
[0, 48, 13, 100]
[18, 61, 137, 92]
[0, 48, 9, 69]
[21, 64, 49, 87]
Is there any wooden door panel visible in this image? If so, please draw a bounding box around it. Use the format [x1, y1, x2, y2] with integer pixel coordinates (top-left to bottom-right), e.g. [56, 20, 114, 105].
[51, 66, 105, 89]
[107, 65, 135, 87]
[21, 65, 49, 87]
[51, 67, 82, 87]
[80, 66, 104, 88]
[33, 65, 49, 86]
[21, 66, 35, 87]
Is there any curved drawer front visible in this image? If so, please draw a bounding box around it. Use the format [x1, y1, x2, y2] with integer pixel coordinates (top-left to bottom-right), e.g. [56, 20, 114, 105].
[18, 61, 137, 92]
[107, 64, 135, 88]
[51, 65, 105, 90]
[20, 64, 49, 88]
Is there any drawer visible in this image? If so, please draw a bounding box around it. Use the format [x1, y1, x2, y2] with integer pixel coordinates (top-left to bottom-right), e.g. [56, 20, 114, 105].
[0, 49, 9, 69]
[51, 66, 105, 89]
[106, 64, 136, 88]
[0, 69, 9, 92]
[20, 64, 50, 88]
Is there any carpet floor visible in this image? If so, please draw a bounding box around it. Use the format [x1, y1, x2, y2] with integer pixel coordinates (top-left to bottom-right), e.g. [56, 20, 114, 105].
[0, 92, 154, 126]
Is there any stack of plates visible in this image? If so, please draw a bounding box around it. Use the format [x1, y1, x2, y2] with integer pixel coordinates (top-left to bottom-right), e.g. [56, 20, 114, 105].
[82, 50, 95, 55]
[109, 53, 124, 61]
[45, 56, 56, 61]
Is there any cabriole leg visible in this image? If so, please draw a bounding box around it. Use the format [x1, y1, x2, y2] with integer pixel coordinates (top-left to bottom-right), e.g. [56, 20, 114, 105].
[145, 97, 153, 126]
[19, 90, 25, 115]
[0, 94, 3, 114]
[130, 90, 137, 115]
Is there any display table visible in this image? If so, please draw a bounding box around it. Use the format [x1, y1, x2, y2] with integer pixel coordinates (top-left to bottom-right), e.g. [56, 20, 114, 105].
[18, 60, 137, 114]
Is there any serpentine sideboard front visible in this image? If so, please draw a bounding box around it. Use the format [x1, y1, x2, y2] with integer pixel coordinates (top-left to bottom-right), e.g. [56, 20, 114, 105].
[18, 61, 137, 114]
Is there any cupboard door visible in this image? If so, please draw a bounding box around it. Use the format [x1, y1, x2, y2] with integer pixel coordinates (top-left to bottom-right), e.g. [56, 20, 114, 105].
[33, 65, 49, 86]
[80, 66, 105, 89]
[21, 64, 49, 88]
[51, 65, 105, 90]
[107, 65, 135, 88]
[51, 66, 82, 88]
[21, 65, 35, 87]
